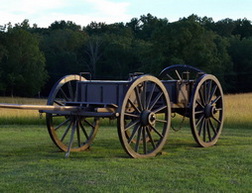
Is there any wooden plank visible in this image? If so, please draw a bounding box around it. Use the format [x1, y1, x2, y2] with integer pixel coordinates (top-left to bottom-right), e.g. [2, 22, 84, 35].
[0, 103, 79, 111]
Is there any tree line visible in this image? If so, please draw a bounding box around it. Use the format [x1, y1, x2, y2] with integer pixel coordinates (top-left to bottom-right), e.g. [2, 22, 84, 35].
[1, 14, 252, 97]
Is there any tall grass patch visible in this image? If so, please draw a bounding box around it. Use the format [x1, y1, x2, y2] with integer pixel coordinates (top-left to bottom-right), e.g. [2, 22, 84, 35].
[0, 97, 47, 125]
[1, 93, 252, 128]
[224, 93, 252, 129]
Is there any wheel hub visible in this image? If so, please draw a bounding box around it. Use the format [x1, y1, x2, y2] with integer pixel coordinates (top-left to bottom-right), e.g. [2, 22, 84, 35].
[205, 104, 216, 118]
[141, 111, 156, 126]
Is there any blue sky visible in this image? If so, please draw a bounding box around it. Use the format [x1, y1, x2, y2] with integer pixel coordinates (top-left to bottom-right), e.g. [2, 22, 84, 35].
[1, 0, 252, 27]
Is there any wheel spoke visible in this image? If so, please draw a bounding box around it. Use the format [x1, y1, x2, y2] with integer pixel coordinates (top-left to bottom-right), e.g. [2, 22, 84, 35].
[202, 119, 206, 142]
[211, 96, 221, 105]
[166, 73, 174, 80]
[59, 88, 70, 101]
[175, 70, 182, 80]
[196, 99, 204, 109]
[134, 126, 143, 152]
[207, 80, 212, 104]
[54, 100, 64, 106]
[79, 121, 89, 140]
[60, 120, 73, 141]
[55, 118, 71, 131]
[204, 82, 208, 105]
[150, 124, 164, 138]
[134, 86, 143, 111]
[195, 110, 204, 115]
[209, 118, 217, 135]
[198, 118, 205, 136]
[128, 98, 141, 113]
[212, 116, 221, 124]
[84, 119, 95, 129]
[153, 105, 167, 114]
[142, 127, 147, 154]
[76, 121, 81, 147]
[128, 124, 141, 144]
[146, 83, 156, 109]
[125, 120, 140, 131]
[196, 114, 204, 127]
[199, 88, 206, 106]
[215, 108, 223, 111]
[149, 92, 163, 111]
[206, 119, 212, 141]
[209, 85, 217, 103]
[124, 112, 140, 118]
[156, 119, 167, 124]
[142, 81, 147, 109]
[146, 126, 156, 149]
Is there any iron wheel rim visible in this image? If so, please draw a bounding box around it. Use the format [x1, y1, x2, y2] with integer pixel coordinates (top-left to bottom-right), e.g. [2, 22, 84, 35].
[118, 75, 171, 158]
[190, 74, 224, 147]
[46, 75, 99, 152]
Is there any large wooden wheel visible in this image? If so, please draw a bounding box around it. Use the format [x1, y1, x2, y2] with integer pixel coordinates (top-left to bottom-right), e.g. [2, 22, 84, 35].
[118, 75, 171, 158]
[159, 64, 204, 81]
[46, 75, 99, 157]
[190, 74, 224, 147]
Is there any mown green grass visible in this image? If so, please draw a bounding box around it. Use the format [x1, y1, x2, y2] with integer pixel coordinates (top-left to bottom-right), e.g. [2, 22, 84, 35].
[0, 125, 251, 193]
[0, 94, 251, 192]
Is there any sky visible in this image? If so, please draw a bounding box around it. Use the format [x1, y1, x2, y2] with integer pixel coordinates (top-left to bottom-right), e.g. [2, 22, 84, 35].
[1, 0, 252, 28]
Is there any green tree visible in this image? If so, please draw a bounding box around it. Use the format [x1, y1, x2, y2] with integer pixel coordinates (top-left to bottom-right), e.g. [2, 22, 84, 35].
[0, 31, 8, 92]
[213, 18, 236, 37]
[83, 36, 103, 78]
[0, 25, 48, 96]
[151, 15, 232, 90]
[40, 26, 88, 86]
[233, 18, 252, 39]
[99, 34, 135, 79]
[229, 37, 252, 92]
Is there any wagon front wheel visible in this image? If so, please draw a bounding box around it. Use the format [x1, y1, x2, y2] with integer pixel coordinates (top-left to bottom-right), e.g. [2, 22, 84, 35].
[190, 74, 224, 147]
[118, 75, 171, 158]
[46, 75, 99, 153]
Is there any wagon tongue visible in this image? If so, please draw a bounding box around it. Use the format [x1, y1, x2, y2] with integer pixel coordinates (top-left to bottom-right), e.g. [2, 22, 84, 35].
[0, 103, 79, 111]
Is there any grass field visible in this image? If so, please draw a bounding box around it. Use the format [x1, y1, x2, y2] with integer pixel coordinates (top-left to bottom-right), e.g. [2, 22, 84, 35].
[0, 94, 251, 192]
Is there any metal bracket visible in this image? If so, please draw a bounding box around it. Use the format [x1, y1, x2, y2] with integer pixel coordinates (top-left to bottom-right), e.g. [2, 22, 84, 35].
[80, 72, 92, 80]
[128, 72, 144, 80]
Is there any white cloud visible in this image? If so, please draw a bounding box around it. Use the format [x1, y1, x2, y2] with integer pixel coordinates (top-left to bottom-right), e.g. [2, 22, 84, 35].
[0, 0, 132, 27]
[0, 0, 65, 14]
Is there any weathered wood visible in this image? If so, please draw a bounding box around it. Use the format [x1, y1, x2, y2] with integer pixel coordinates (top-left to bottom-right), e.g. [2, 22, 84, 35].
[0, 103, 79, 111]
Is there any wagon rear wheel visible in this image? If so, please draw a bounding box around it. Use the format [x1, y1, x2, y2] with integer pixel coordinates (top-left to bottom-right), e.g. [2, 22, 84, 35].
[118, 75, 171, 158]
[190, 74, 224, 147]
[159, 64, 204, 81]
[46, 75, 99, 154]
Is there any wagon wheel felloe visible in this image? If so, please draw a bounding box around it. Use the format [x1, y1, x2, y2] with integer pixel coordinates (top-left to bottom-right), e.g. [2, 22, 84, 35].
[118, 75, 171, 158]
[190, 74, 224, 147]
[46, 75, 99, 157]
